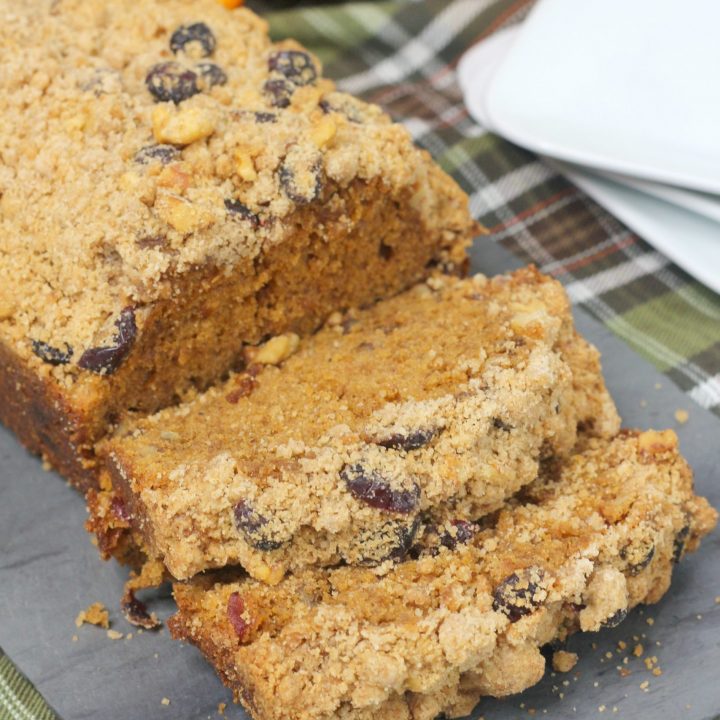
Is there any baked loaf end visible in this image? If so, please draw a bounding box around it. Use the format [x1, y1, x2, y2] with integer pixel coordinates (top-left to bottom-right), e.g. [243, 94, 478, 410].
[0, 0, 475, 489]
[169, 430, 717, 720]
[92, 267, 620, 582]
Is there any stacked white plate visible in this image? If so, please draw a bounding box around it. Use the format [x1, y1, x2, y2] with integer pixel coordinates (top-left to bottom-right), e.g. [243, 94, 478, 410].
[458, 0, 720, 293]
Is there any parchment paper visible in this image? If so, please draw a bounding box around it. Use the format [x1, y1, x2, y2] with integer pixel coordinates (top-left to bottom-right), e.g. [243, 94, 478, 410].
[1, 242, 719, 719]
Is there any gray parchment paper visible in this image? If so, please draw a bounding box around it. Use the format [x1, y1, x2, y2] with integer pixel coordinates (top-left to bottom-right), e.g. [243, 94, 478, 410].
[1, 242, 719, 719]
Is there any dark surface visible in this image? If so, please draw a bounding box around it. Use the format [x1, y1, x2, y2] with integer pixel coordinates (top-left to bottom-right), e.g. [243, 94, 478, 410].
[1, 241, 719, 720]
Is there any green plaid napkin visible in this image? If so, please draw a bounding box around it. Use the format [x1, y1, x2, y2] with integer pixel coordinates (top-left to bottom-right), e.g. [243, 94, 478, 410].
[2, 0, 720, 717]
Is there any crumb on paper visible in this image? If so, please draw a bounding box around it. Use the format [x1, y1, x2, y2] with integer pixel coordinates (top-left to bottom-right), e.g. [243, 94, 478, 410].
[552, 650, 579, 673]
[107, 629, 123, 640]
[75, 602, 110, 629]
[674, 409, 689, 424]
[161, 698, 170, 706]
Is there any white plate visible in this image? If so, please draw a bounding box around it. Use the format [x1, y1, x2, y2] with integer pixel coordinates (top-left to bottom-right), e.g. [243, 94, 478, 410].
[547, 158, 720, 294]
[484, 0, 720, 195]
[459, 24, 720, 226]
[599, 171, 720, 225]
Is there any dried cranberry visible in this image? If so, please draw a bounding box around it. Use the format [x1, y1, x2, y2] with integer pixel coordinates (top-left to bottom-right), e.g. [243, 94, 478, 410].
[319, 95, 366, 123]
[620, 539, 655, 576]
[440, 520, 478, 550]
[268, 50, 317, 86]
[672, 524, 690, 563]
[341, 464, 420, 514]
[355, 516, 421, 565]
[601, 608, 628, 628]
[121, 589, 160, 630]
[263, 78, 293, 108]
[78, 307, 137, 375]
[227, 592, 249, 640]
[374, 427, 438, 452]
[493, 567, 547, 622]
[278, 159, 323, 205]
[134, 144, 180, 165]
[146, 62, 199, 104]
[170, 22, 216, 57]
[110, 495, 132, 523]
[31, 340, 73, 366]
[254, 111, 277, 124]
[492, 417, 514, 432]
[196, 62, 227, 89]
[233, 500, 284, 551]
[224, 199, 260, 228]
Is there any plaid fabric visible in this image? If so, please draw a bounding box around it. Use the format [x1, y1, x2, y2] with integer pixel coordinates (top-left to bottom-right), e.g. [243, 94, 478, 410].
[3, 0, 720, 716]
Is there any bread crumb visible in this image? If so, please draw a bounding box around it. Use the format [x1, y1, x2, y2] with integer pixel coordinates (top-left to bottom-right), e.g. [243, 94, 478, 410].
[552, 651, 579, 673]
[599, 706, 606, 713]
[107, 629, 123, 640]
[617, 640, 627, 650]
[640, 680, 650, 691]
[161, 697, 170, 706]
[674, 409, 689, 424]
[697, 614, 703, 620]
[646, 617, 654, 626]
[218, 703, 227, 715]
[71, 635, 78, 643]
[652, 667, 663, 676]
[75, 602, 110, 629]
